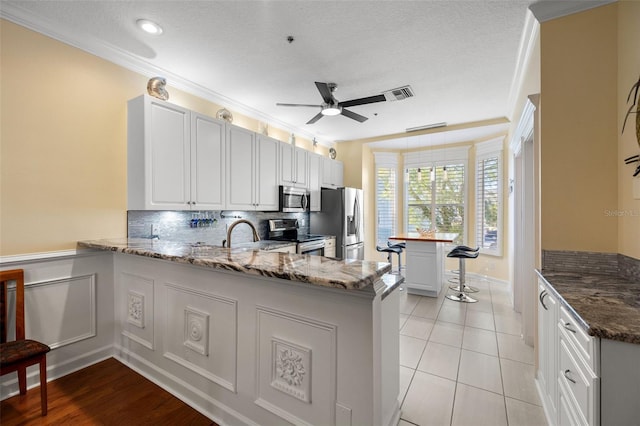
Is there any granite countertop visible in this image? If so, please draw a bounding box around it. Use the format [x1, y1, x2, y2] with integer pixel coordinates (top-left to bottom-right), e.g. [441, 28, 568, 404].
[78, 238, 392, 292]
[233, 240, 296, 251]
[389, 233, 457, 243]
[538, 270, 640, 344]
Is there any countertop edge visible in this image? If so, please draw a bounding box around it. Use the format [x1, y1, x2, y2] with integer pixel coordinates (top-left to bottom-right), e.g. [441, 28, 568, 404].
[78, 239, 391, 293]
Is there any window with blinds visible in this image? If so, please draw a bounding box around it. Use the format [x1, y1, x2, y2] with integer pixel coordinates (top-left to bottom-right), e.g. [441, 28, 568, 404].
[374, 153, 398, 246]
[406, 162, 465, 242]
[475, 151, 502, 255]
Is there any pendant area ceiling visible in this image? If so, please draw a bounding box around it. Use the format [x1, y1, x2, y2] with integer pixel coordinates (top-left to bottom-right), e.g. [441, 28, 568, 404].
[4, 1, 542, 144]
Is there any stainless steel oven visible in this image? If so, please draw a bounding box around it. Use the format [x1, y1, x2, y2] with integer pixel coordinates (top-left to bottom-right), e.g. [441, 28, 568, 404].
[297, 239, 325, 256]
[279, 186, 309, 213]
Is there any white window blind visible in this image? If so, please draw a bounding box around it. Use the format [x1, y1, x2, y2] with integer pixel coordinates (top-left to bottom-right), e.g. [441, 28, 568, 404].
[475, 139, 503, 255]
[405, 161, 466, 243]
[374, 153, 397, 246]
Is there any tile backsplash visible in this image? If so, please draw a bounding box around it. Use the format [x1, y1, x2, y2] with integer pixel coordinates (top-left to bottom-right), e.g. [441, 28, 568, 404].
[542, 249, 640, 282]
[128, 210, 309, 247]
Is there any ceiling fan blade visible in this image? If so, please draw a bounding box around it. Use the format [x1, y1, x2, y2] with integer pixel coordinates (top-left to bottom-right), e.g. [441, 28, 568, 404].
[339, 94, 386, 108]
[341, 108, 368, 123]
[306, 112, 324, 125]
[276, 103, 322, 108]
[315, 82, 334, 104]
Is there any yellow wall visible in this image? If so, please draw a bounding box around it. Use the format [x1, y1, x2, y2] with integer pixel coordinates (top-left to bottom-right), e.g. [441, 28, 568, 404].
[539, 4, 619, 253]
[617, 0, 640, 259]
[0, 20, 321, 255]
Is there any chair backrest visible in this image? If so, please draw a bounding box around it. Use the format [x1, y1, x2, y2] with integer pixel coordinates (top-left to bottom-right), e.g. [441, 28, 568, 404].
[0, 269, 25, 344]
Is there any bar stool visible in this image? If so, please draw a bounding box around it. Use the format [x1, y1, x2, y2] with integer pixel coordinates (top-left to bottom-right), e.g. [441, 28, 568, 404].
[376, 245, 402, 274]
[448, 245, 479, 293]
[387, 241, 405, 273]
[446, 248, 479, 303]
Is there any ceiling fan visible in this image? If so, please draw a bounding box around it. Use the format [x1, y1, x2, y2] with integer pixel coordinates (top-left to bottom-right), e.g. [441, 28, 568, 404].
[277, 82, 386, 124]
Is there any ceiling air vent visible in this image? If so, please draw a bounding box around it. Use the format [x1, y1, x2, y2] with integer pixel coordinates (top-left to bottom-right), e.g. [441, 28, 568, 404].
[383, 85, 414, 101]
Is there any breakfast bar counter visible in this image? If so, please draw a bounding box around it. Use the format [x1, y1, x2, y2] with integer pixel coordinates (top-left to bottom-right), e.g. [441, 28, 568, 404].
[77, 238, 401, 426]
[389, 233, 457, 297]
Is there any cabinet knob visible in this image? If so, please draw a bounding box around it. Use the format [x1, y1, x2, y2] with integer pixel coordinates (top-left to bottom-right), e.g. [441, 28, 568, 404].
[563, 322, 577, 333]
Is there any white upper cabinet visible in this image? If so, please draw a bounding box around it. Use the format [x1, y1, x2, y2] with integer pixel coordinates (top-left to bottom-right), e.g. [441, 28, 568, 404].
[191, 112, 226, 210]
[308, 152, 322, 211]
[127, 95, 225, 210]
[280, 142, 308, 188]
[255, 134, 280, 211]
[321, 157, 344, 189]
[226, 126, 279, 211]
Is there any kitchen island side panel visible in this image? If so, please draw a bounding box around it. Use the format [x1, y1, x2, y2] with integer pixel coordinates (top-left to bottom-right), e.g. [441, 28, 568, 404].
[113, 252, 399, 426]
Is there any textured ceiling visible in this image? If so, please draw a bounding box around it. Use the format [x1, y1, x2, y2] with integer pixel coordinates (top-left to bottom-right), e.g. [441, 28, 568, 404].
[2, 0, 537, 144]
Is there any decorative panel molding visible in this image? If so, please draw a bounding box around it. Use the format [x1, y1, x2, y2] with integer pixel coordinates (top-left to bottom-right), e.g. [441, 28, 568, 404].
[119, 272, 155, 350]
[255, 306, 337, 426]
[21, 274, 96, 349]
[127, 290, 145, 328]
[184, 306, 210, 356]
[163, 283, 237, 392]
[271, 337, 311, 403]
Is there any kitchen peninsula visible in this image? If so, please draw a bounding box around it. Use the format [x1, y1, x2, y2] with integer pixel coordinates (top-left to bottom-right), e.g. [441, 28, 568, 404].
[389, 233, 456, 297]
[78, 238, 402, 426]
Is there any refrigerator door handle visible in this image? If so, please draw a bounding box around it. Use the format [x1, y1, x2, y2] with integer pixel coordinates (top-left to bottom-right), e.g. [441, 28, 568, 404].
[354, 196, 360, 236]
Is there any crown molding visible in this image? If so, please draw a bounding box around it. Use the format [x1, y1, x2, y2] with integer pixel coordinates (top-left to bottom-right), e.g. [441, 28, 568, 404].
[0, 3, 334, 146]
[506, 10, 539, 122]
[529, 0, 617, 23]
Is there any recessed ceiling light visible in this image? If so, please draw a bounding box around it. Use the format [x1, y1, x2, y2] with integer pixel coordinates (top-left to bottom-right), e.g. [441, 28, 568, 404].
[136, 19, 163, 35]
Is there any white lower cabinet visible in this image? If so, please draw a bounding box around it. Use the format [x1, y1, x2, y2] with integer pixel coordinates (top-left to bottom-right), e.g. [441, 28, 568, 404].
[537, 274, 600, 426]
[324, 237, 336, 258]
[537, 278, 558, 421]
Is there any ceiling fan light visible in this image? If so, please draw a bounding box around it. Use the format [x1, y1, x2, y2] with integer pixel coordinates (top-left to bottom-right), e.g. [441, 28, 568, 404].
[321, 106, 341, 116]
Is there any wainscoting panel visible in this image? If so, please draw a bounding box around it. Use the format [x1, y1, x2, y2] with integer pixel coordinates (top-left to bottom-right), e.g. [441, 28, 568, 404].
[119, 272, 155, 350]
[163, 283, 238, 392]
[255, 306, 337, 425]
[25, 274, 96, 349]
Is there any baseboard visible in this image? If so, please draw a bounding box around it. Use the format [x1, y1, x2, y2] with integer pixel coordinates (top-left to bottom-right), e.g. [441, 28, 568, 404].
[0, 344, 114, 400]
[114, 345, 259, 426]
[385, 400, 402, 426]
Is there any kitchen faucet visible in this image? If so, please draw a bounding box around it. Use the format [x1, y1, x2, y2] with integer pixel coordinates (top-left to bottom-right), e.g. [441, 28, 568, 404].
[222, 219, 260, 248]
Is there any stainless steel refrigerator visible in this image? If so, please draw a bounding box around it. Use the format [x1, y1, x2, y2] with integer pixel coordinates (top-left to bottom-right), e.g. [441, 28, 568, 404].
[310, 187, 364, 260]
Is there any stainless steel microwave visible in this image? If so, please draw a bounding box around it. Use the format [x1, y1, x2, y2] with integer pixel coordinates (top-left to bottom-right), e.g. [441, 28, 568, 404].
[279, 186, 309, 212]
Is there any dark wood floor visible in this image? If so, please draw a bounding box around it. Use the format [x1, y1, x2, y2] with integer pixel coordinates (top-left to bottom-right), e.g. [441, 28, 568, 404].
[0, 358, 218, 425]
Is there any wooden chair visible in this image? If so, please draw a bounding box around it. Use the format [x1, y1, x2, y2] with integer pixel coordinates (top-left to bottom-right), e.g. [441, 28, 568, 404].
[0, 269, 50, 416]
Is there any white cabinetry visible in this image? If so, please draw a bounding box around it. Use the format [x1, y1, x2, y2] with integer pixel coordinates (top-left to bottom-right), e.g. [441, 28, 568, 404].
[226, 126, 279, 211]
[280, 143, 308, 188]
[308, 153, 322, 211]
[537, 278, 559, 423]
[321, 157, 344, 188]
[404, 241, 444, 296]
[324, 237, 336, 258]
[128, 95, 225, 210]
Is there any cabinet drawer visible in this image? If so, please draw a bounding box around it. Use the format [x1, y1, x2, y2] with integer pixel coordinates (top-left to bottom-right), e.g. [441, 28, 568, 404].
[559, 306, 597, 370]
[559, 335, 598, 425]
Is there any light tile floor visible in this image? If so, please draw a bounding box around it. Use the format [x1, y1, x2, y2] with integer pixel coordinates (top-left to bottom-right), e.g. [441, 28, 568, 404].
[397, 276, 548, 426]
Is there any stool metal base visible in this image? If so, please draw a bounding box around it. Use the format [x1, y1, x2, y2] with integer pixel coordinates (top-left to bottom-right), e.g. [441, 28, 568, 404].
[449, 283, 479, 293]
[446, 293, 478, 303]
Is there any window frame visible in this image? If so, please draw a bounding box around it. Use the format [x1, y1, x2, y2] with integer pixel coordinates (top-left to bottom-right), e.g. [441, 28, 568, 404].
[403, 147, 469, 244]
[373, 152, 398, 246]
[475, 138, 504, 256]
